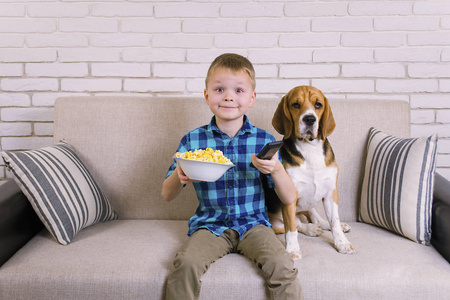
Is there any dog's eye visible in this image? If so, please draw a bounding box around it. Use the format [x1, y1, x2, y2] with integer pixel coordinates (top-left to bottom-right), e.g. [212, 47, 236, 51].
[292, 103, 300, 109]
[315, 102, 323, 109]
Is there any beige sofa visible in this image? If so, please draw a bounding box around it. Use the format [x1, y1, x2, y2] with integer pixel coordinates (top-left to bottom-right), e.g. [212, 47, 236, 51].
[1, 96, 449, 299]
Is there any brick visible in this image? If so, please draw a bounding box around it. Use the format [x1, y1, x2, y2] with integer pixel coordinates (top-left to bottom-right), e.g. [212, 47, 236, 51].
[2, 137, 53, 151]
[183, 19, 245, 33]
[60, 18, 119, 33]
[341, 32, 405, 47]
[437, 154, 450, 168]
[376, 79, 438, 93]
[91, 63, 150, 77]
[124, 79, 185, 93]
[249, 49, 312, 64]
[123, 48, 185, 62]
[0, 35, 24, 47]
[440, 80, 450, 92]
[437, 168, 450, 181]
[187, 49, 247, 63]
[409, 63, 450, 78]
[153, 63, 209, 78]
[411, 124, 450, 138]
[408, 32, 450, 46]
[0, 4, 25, 17]
[342, 63, 405, 78]
[0, 123, 32, 136]
[122, 19, 180, 33]
[155, 3, 219, 18]
[375, 48, 440, 62]
[256, 79, 310, 94]
[92, 3, 154, 17]
[1, 107, 54, 122]
[247, 18, 309, 33]
[285, 2, 347, 17]
[279, 33, 339, 47]
[28, 3, 88, 17]
[413, 1, 450, 15]
[186, 79, 206, 94]
[437, 110, 450, 123]
[61, 79, 122, 92]
[1, 78, 58, 92]
[374, 16, 438, 31]
[215, 34, 278, 49]
[58, 48, 120, 62]
[152, 34, 213, 49]
[410, 110, 435, 124]
[221, 3, 283, 17]
[254, 65, 278, 78]
[349, 2, 412, 16]
[312, 17, 373, 32]
[90, 34, 149, 47]
[312, 79, 374, 93]
[438, 139, 450, 154]
[0, 94, 30, 107]
[0, 64, 23, 77]
[411, 95, 450, 109]
[27, 34, 88, 48]
[442, 17, 450, 30]
[280, 64, 339, 78]
[0, 49, 56, 63]
[0, 19, 56, 33]
[32, 93, 89, 107]
[26, 63, 88, 77]
[34, 123, 54, 136]
[314, 49, 373, 63]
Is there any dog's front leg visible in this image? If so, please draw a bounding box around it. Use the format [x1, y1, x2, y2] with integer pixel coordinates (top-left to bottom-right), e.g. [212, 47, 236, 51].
[323, 189, 355, 254]
[282, 202, 302, 260]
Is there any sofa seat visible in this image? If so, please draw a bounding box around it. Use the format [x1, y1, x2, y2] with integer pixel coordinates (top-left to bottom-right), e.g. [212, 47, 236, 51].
[1, 219, 448, 300]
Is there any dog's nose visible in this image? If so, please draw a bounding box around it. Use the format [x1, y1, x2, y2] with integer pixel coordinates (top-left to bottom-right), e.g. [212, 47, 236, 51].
[303, 115, 316, 126]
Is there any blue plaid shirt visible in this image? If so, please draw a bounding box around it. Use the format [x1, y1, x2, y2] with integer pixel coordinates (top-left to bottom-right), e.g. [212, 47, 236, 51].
[165, 115, 275, 238]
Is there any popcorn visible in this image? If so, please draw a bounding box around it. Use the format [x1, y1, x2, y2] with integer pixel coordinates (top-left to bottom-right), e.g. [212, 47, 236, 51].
[175, 148, 233, 165]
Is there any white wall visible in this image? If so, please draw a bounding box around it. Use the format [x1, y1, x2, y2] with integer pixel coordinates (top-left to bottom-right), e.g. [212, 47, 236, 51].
[0, 0, 449, 181]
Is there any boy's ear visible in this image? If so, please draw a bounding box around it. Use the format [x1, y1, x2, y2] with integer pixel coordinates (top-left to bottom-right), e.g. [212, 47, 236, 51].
[249, 91, 256, 108]
[204, 89, 209, 104]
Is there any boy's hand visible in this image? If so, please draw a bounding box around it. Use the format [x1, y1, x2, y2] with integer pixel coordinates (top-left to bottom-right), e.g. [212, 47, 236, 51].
[251, 152, 283, 175]
[174, 152, 197, 185]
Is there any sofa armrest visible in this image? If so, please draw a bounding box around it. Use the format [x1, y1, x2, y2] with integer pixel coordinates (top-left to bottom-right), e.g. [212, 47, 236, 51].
[431, 173, 450, 263]
[0, 180, 43, 267]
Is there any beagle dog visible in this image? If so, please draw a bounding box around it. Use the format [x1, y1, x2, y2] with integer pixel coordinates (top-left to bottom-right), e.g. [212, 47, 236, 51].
[270, 86, 355, 260]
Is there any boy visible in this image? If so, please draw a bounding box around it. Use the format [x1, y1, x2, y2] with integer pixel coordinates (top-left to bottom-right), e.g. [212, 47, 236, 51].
[162, 53, 303, 300]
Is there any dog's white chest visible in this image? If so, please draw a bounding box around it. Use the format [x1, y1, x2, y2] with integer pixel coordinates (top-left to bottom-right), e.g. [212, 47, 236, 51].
[286, 140, 337, 210]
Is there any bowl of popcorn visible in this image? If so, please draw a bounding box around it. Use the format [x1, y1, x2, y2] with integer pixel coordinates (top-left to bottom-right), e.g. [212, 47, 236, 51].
[174, 148, 234, 182]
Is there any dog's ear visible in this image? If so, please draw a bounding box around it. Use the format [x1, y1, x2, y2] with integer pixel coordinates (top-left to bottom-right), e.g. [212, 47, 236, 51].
[320, 96, 336, 140]
[272, 95, 293, 138]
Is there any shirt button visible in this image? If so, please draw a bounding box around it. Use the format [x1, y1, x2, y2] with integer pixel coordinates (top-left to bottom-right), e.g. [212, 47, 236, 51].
[230, 208, 235, 214]
[228, 185, 233, 190]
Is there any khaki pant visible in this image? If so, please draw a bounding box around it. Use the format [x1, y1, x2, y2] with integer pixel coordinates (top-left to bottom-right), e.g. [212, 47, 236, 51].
[165, 225, 303, 300]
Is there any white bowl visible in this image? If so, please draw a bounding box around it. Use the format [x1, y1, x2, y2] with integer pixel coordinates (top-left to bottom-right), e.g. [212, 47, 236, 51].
[174, 157, 234, 182]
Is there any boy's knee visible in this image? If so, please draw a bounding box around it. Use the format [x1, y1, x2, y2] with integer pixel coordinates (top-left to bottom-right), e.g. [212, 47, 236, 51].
[173, 252, 207, 275]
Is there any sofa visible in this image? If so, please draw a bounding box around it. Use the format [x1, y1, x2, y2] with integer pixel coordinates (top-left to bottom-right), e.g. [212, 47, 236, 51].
[1, 96, 449, 300]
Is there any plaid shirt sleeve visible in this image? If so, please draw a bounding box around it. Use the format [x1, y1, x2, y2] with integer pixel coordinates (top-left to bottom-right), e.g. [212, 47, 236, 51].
[165, 115, 277, 238]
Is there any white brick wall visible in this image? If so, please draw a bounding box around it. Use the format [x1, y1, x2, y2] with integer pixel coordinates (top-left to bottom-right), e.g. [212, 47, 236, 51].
[0, 0, 449, 181]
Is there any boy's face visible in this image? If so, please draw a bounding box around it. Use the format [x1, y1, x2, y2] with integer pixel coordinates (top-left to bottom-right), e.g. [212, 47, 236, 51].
[204, 68, 256, 124]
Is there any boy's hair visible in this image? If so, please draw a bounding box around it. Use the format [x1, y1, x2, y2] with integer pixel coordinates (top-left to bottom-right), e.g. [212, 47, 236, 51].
[205, 53, 256, 90]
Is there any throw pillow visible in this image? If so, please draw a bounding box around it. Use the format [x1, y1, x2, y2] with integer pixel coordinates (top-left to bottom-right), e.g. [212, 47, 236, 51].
[359, 128, 438, 245]
[1, 141, 117, 245]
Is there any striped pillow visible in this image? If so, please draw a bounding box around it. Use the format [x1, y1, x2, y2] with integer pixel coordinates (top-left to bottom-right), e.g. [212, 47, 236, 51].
[1, 141, 117, 245]
[359, 128, 438, 245]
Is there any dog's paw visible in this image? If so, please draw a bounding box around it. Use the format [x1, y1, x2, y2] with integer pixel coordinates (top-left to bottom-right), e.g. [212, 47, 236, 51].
[289, 249, 302, 260]
[336, 241, 356, 254]
[299, 223, 323, 237]
[341, 222, 351, 233]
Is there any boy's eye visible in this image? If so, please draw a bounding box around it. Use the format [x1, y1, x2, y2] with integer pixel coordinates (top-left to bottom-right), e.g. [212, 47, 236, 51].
[236, 88, 243, 93]
[216, 88, 224, 92]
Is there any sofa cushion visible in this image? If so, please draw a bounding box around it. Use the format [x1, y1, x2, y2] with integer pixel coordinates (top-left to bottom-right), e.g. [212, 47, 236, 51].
[359, 128, 438, 245]
[1, 141, 117, 245]
[0, 220, 449, 300]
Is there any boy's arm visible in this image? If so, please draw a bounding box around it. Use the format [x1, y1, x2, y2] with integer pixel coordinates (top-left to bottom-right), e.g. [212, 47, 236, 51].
[162, 156, 196, 202]
[251, 153, 296, 206]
